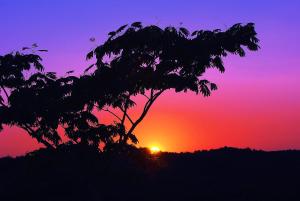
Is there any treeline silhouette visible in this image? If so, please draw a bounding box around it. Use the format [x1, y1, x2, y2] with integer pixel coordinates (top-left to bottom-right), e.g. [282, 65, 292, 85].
[1, 146, 300, 201]
[0, 22, 259, 151]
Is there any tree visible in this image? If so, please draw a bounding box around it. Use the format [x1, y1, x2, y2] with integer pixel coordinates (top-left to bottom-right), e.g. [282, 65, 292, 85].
[0, 51, 53, 146]
[83, 22, 259, 146]
[0, 51, 44, 106]
[0, 51, 118, 150]
[0, 22, 259, 152]
[4, 71, 74, 149]
[2, 69, 114, 149]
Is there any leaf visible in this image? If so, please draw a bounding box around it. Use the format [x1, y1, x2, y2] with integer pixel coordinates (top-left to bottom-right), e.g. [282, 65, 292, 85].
[210, 83, 218, 91]
[116, 24, 127, 33]
[86, 102, 95, 111]
[236, 47, 245, 57]
[199, 83, 210, 97]
[46, 72, 57, 79]
[191, 31, 198, 36]
[179, 27, 189, 37]
[84, 64, 95, 73]
[38, 49, 48, 52]
[232, 23, 242, 29]
[131, 22, 142, 28]
[108, 31, 116, 37]
[212, 57, 225, 73]
[81, 111, 98, 124]
[128, 133, 138, 144]
[86, 51, 94, 60]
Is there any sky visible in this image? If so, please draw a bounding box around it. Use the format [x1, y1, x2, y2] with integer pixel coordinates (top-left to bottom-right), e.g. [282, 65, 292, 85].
[1, 0, 300, 156]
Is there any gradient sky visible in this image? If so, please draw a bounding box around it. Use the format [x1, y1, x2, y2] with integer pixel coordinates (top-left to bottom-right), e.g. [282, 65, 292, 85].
[1, 0, 300, 156]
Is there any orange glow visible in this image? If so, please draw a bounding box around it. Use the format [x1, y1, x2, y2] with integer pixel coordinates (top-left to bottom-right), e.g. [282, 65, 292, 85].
[150, 146, 160, 154]
[1, 77, 300, 157]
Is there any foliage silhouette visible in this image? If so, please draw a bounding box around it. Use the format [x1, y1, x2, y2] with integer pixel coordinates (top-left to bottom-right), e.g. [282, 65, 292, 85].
[2, 70, 115, 149]
[83, 22, 259, 146]
[0, 22, 259, 151]
[0, 51, 56, 148]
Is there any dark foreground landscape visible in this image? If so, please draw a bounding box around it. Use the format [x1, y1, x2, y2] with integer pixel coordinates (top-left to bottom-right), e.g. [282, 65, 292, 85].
[1, 146, 300, 201]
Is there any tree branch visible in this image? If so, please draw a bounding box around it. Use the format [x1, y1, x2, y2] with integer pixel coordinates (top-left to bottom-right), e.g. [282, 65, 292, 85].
[141, 93, 149, 100]
[101, 108, 122, 122]
[0, 85, 9, 100]
[118, 106, 134, 125]
[121, 105, 127, 125]
[20, 124, 55, 149]
[122, 89, 165, 143]
[0, 101, 7, 107]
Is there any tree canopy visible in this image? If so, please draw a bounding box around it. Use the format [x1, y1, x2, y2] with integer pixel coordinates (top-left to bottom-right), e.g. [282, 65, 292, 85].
[0, 22, 259, 151]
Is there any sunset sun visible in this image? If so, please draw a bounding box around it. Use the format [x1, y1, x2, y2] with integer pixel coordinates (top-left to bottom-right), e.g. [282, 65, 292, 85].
[150, 146, 161, 154]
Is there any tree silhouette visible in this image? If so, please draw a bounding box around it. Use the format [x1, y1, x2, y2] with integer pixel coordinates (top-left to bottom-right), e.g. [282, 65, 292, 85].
[4, 72, 75, 149]
[0, 51, 43, 106]
[0, 22, 259, 151]
[2, 70, 115, 149]
[0, 52, 119, 149]
[83, 22, 259, 146]
[0, 51, 55, 147]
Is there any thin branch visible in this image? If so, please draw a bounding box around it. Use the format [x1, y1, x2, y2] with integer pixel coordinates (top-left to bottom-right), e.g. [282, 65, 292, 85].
[121, 106, 126, 125]
[20, 124, 55, 149]
[142, 89, 163, 113]
[153, 89, 164, 99]
[101, 108, 122, 122]
[141, 93, 149, 100]
[118, 106, 134, 124]
[0, 101, 7, 107]
[0, 85, 9, 100]
[150, 89, 154, 97]
[122, 89, 165, 143]
[93, 103, 122, 122]
[70, 139, 79, 144]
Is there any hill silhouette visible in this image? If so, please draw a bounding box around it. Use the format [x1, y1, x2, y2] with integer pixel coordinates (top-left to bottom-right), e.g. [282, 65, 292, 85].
[1, 146, 300, 201]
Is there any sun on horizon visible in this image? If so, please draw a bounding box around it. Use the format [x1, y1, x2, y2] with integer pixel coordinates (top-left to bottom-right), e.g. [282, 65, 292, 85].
[150, 146, 161, 154]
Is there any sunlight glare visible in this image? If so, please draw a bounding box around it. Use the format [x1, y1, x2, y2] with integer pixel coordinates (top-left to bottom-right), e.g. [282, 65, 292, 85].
[150, 146, 160, 154]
